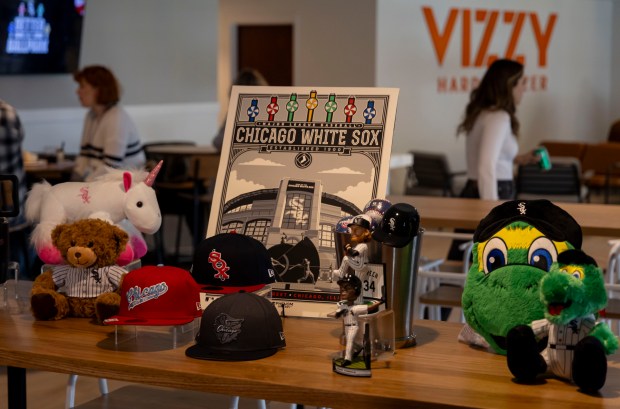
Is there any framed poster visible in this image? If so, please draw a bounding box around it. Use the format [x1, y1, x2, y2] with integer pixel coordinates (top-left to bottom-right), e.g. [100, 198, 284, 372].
[207, 86, 398, 314]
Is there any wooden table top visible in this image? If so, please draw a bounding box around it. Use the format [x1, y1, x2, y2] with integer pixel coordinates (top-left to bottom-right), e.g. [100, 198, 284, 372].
[1, 281, 620, 409]
[145, 145, 219, 155]
[24, 160, 74, 173]
[388, 194, 620, 237]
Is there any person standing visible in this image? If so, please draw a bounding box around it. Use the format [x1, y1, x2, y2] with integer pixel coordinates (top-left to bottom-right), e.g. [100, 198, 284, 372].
[458, 58, 538, 200]
[72, 65, 145, 181]
[0, 99, 27, 224]
[448, 59, 539, 262]
[0, 99, 36, 276]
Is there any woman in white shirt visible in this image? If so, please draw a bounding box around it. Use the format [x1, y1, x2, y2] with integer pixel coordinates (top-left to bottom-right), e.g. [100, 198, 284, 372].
[458, 59, 537, 200]
[72, 65, 145, 181]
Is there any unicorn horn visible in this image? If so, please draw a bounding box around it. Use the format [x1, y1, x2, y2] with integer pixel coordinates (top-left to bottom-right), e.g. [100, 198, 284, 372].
[144, 160, 163, 186]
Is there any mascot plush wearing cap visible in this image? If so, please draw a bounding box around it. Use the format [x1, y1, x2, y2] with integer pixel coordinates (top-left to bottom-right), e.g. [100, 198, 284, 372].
[506, 249, 618, 391]
[30, 219, 128, 323]
[460, 199, 583, 355]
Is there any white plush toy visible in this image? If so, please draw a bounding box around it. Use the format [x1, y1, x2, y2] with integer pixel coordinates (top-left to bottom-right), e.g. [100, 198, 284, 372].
[25, 162, 163, 266]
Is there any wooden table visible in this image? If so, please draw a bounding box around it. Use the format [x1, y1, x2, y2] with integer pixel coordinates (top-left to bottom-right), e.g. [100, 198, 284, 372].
[145, 145, 219, 156]
[24, 160, 74, 186]
[388, 194, 620, 237]
[1, 281, 620, 409]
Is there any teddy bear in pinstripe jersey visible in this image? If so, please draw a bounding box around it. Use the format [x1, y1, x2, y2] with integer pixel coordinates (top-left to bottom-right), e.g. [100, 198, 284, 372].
[30, 219, 129, 323]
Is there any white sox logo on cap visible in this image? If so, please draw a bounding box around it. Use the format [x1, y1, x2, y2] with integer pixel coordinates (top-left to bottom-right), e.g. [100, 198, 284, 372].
[518, 202, 527, 215]
[208, 250, 230, 281]
[388, 217, 396, 232]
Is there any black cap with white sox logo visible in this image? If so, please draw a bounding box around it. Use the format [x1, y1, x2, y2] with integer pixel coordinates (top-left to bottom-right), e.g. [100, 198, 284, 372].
[190, 233, 276, 294]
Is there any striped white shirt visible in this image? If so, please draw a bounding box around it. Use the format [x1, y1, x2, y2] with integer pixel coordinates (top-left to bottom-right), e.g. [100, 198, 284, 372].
[531, 315, 596, 380]
[52, 265, 126, 298]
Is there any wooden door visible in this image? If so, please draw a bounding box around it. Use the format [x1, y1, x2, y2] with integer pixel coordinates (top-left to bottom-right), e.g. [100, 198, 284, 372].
[237, 25, 293, 86]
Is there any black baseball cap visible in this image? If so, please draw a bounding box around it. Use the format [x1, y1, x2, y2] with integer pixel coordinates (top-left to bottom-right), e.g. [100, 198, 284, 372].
[185, 292, 286, 361]
[347, 214, 372, 230]
[191, 233, 276, 294]
[557, 249, 597, 267]
[336, 273, 362, 295]
[473, 200, 582, 249]
[372, 202, 420, 248]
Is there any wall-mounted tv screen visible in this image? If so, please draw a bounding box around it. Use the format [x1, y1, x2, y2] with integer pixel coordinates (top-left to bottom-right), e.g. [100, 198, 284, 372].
[0, 0, 84, 75]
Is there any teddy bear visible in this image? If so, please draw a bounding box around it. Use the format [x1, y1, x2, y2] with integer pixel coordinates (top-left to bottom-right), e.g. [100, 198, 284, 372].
[506, 249, 619, 392]
[30, 218, 130, 324]
[459, 199, 583, 354]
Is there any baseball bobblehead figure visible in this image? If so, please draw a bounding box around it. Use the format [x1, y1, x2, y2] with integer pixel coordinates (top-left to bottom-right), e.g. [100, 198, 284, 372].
[336, 274, 368, 366]
[334, 214, 372, 278]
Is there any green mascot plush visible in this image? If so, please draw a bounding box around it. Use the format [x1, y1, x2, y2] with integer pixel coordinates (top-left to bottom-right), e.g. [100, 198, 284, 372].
[460, 199, 582, 355]
[506, 249, 619, 392]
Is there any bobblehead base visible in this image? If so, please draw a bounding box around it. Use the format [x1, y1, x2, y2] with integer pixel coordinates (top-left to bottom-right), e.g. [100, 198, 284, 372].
[332, 309, 395, 377]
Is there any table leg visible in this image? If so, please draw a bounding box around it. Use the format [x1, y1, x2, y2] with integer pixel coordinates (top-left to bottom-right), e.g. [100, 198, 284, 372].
[7, 366, 26, 409]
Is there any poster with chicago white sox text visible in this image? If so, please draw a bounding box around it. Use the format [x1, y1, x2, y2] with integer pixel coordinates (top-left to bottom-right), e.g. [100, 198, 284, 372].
[208, 86, 398, 305]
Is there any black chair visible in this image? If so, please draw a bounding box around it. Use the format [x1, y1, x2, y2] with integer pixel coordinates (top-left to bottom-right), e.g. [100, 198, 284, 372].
[176, 153, 220, 250]
[515, 157, 586, 203]
[405, 151, 465, 197]
[143, 141, 197, 264]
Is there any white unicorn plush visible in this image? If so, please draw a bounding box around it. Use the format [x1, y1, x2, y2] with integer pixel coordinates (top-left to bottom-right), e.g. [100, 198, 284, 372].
[26, 162, 163, 265]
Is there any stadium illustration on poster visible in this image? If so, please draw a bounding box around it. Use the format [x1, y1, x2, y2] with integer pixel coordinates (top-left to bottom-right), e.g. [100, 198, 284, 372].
[207, 86, 398, 315]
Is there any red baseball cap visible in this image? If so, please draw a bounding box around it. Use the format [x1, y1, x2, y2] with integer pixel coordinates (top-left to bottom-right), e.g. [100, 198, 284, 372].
[104, 265, 202, 326]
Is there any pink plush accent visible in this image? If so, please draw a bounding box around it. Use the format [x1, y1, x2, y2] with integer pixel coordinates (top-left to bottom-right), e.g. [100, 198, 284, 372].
[144, 160, 163, 187]
[123, 172, 132, 192]
[116, 244, 134, 266]
[130, 235, 148, 259]
[38, 246, 63, 265]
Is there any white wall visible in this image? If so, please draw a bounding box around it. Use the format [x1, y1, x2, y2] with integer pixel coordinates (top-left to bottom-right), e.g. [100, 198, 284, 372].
[377, 0, 615, 172]
[19, 103, 218, 155]
[217, 0, 376, 123]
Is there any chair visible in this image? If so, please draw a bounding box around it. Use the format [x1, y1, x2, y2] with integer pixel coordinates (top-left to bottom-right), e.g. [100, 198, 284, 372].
[176, 152, 221, 250]
[405, 151, 465, 197]
[515, 156, 587, 203]
[0, 174, 30, 282]
[604, 283, 620, 335]
[143, 142, 197, 263]
[66, 375, 108, 409]
[415, 231, 473, 322]
[153, 150, 220, 257]
[601, 240, 620, 334]
[539, 140, 587, 163]
[580, 143, 620, 203]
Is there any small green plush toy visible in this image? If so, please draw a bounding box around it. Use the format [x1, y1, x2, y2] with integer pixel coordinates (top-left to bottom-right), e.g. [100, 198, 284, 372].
[506, 249, 619, 392]
[461, 200, 582, 355]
